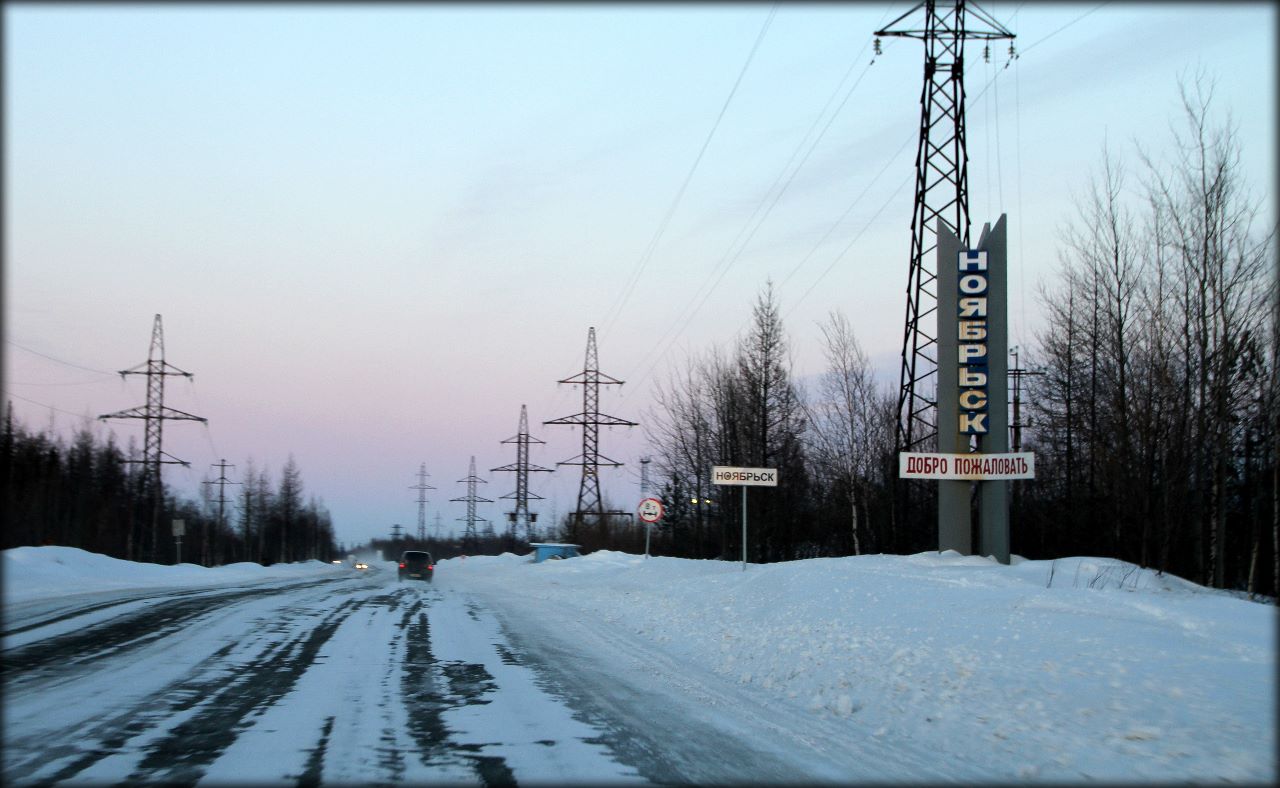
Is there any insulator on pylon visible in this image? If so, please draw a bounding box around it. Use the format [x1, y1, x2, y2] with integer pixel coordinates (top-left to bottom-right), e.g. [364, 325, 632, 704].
[983, 43, 990, 62]
[874, 37, 882, 56]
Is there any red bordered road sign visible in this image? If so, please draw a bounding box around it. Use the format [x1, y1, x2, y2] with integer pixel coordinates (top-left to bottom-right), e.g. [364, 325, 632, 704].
[637, 498, 664, 523]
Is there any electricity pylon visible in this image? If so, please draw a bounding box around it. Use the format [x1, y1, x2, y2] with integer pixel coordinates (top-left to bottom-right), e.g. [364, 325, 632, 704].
[492, 404, 553, 543]
[410, 463, 436, 542]
[451, 456, 492, 550]
[99, 314, 207, 563]
[874, 0, 1014, 453]
[203, 460, 240, 564]
[545, 326, 637, 536]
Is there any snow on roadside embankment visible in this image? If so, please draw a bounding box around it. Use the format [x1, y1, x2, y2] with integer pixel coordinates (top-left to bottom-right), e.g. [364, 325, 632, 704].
[445, 550, 1276, 783]
[2, 545, 345, 607]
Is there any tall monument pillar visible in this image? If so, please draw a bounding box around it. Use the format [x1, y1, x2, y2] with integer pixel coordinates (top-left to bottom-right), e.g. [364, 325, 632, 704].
[976, 217, 1010, 563]
[936, 215, 1010, 563]
[936, 223, 969, 554]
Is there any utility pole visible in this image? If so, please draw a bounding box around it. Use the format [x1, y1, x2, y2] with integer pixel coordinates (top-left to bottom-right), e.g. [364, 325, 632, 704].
[391, 523, 404, 541]
[875, 1, 1014, 454]
[433, 511, 444, 541]
[203, 460, 240, 565]
[410, 463, 436, 543]
[640, 455, 653, 554]
[99, 314, 207, 563]
[451, 456, 492, 551]
[493, 405, 554, 544]
[545, 327, 637, 540]
[1008, 346, 1042, 452]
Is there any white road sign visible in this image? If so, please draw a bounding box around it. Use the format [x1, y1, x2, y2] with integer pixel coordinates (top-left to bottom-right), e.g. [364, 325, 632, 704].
[899, 452, 1035, 480]
[711, 466, 778, 487]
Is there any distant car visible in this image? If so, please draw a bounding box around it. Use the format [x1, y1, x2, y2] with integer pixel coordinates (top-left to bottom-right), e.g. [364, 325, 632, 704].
[398, 550, 434, 582]
[354, 561, 369, 570]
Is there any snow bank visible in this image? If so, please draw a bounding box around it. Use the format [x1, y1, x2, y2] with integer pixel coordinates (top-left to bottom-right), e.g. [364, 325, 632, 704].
[2, 545, 346, 605]
[443, 549, 1277, 783]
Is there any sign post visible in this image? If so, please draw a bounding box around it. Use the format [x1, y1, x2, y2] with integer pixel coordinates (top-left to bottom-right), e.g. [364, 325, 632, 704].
[711, 466, 778, 571]
[172, 519, 185, 565]
[637, 497, 664, 558]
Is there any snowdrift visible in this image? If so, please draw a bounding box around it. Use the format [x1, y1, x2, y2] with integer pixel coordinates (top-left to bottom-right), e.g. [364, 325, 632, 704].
[446, 549, 1276, 782]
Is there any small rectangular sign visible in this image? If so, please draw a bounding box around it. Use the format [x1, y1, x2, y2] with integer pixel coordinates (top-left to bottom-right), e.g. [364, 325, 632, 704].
[711, 466, 778, 486]
[172, 519, 185, 537]
[899, 452, 1035, 480]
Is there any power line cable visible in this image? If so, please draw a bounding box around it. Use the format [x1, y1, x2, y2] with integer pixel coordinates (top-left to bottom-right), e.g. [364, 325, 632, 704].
[631, 3, 1095, 416]
[545, 6, 780, 514]
[783, 168, 915, 323]
[179, 376, 221, 460]
[1016, 1, 1110, 57]
[6, 377, 110, 386]
[200, 422, 221, 465]
[711, 44, 882, 280]
[6, 339, 116, 376]
[636, 6, 1025, 393]
[778, 130, 915, 295]
[984, 52, 994, 220]
[537, 6, 779, 500]
[1014, 24, 1027, 346]
[598, 3, 779, 343]
[595, 9, 900, 456]
[621, 27, 889, 390]
[3, 390, 95, 419]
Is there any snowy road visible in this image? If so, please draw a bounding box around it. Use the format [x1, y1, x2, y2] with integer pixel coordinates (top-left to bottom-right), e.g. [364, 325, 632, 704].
[5, 549, 1274, 784]
[2, 566, 644, 786]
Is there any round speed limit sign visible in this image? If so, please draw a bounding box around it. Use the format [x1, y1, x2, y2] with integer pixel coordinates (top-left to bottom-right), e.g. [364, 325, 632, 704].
[637, 497, 664, 523]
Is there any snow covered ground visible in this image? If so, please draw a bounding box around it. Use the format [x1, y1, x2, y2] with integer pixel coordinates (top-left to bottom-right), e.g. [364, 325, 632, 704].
[442, 549, 1277, 783]
[3, 546, 1275, 783]
[3, 546, 341, 604]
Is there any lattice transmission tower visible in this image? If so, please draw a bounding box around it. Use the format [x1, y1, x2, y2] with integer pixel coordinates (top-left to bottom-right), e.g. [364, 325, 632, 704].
[451, 456, 492, 550]
[874, 0, 1014, 453]
[410, 463, 436, 542]
[203, 460, 240, 565]
[99, 314, 207, 563]
[545, 327, 637, 536]
[492, 404, 553, 543]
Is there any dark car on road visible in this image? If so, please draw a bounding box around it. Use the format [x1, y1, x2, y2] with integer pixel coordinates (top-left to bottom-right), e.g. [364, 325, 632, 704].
[398, 550, 434, 582]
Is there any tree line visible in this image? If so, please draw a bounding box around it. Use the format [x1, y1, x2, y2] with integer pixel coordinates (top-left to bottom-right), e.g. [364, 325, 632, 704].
[1, 406, 339, 566]
[1025, 74, 1275, 594]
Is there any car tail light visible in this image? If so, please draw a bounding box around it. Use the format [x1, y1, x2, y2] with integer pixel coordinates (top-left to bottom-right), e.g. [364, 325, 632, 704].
[398, 563, 405, 569]
[428, 565, 434, 570]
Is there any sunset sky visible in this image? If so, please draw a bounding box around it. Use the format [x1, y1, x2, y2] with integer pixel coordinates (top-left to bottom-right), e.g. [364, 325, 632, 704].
[5, 2, 1274, 550]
